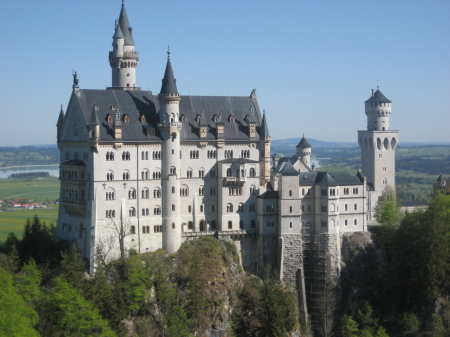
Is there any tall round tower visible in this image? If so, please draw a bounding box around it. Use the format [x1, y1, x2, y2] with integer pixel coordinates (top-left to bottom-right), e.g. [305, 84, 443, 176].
[108, 1, 139, 90]
[358, 88, 399, 219]
[296, 135, 311, 167]
[158, 50, 182, 253]
[365, 87, 392, 131]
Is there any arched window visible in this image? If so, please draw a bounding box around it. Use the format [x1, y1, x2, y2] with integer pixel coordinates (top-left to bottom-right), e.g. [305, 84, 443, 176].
[129, 207, 136, 217]
[154, 188, 161, 198]
[123, 170, 130, 180]
[128, 188, 136, 199]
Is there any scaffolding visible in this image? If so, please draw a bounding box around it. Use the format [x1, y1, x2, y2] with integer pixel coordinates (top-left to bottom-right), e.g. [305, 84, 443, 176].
[303, 234, 333, 337]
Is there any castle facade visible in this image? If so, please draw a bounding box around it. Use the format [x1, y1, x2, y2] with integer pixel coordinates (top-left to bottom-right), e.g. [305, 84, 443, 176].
[55, 4, 398, 331]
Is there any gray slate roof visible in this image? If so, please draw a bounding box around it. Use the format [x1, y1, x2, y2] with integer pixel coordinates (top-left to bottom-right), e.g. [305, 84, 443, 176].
[72, 89, 265, 142]
[279, 160, 299, 175]
[297, 136, 311, 148]
[160, 59, 178, 96]
[365, 89, 391, 103]
[299, 171, 363, 186]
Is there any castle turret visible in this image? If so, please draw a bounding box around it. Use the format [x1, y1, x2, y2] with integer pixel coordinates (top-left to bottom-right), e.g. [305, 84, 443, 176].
[88, 104, 100, 143]
[108, 1, 140, 90]
[259, 109, 271, 185]
[56, 105, 64, 143]
[358, 88, 399, 218]
[296, 135, 311, 168]
[158, 49, 182, 253]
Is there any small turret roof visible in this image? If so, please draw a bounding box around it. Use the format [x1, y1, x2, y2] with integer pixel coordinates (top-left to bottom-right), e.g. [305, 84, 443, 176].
[89, 106, 100, 125]
[365, 89, 391, 103]
[57, 105, 64, 126]
[259, 111, 270, 138]
[296, 136, 311, 148]
[280, 160, 299, 175]
[113, 22, 124, 40]
[159, 53, 179, 96]
[118, 2, 134, 46]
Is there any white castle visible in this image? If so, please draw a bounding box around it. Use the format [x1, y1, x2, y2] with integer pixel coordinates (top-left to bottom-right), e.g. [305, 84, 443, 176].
[55, 2, 398, 332]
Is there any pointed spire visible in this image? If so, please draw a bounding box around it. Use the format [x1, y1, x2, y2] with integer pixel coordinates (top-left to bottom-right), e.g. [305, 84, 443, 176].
[118, 0, 134, 46]
[159, 50, 179, 97]
[89, 105, 100, 125]
[113, 20, 124, 39]
[297, 135, 311, 148]
[260, 110, 270, 138]
[57, 104, 64, 126]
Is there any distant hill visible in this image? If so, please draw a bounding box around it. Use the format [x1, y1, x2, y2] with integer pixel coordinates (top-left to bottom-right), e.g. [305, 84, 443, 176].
[271, 138, 450, 154]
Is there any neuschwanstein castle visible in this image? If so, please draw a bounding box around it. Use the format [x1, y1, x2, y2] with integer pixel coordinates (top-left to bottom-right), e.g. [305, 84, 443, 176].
[55, 3, 398, 324]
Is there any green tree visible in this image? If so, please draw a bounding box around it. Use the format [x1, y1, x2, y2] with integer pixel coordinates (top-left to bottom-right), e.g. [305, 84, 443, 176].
[0, 266, 40, 337]
[340, 314, 359, 337]
[45, 276, 117, 337]
[400, 312, 421, 336]
[374, 186, 402, 226]
[60, 242, 86, 288]
[15, 258, 42, 304]
[259, 266, 298, 337]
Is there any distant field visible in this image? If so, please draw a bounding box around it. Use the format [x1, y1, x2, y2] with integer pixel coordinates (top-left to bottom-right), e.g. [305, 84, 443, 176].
[0, 208, 58, 240]
[0, 176, 60, 202]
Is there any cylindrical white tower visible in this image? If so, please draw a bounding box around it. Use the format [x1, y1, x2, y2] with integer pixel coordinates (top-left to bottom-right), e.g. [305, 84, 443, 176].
[365, 88, 392, 131]
[158, 51, 183, 253]
[108, 2, 139, 90]
[296, 136, 311, 167]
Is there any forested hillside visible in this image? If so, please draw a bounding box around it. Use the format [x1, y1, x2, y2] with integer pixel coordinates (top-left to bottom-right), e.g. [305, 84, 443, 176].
[0, 219, 300, 337]
[0, 146, 59, 167]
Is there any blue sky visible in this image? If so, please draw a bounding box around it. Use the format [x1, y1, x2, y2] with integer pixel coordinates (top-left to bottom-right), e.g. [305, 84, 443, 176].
[0, 0, 449, 146]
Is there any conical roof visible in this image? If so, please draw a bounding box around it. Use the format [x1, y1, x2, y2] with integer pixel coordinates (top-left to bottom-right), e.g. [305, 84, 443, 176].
[159, 57, 178, 96]
[296, 136, 311, 148]
[57, 105, 64, 126]
[279, 160, 299, 175]
[113, 22, 124, 40]
[260, 112, 270, 138]
[118, 2, 134, 46]
[365, 89, 391, 103]
[89, 106, 100, 125]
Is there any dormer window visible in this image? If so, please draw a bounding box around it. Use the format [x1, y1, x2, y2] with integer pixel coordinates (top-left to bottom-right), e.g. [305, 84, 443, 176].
[123, 114, 130, 122]
[107, 114, 113, 123]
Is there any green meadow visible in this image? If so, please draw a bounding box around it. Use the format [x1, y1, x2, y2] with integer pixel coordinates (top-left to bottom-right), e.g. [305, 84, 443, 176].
[0, 176, 60, 240]
[0, 176, 60, 201]
[0, 208, 58, 240]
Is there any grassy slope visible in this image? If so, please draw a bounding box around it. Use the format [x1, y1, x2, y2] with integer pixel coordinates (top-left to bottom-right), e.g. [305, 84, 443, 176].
[0, 177, 60, 240]
[0, 208, 58, 240]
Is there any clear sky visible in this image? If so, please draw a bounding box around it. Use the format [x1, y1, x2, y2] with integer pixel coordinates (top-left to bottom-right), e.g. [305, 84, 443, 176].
[1, 0, 449, 147]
